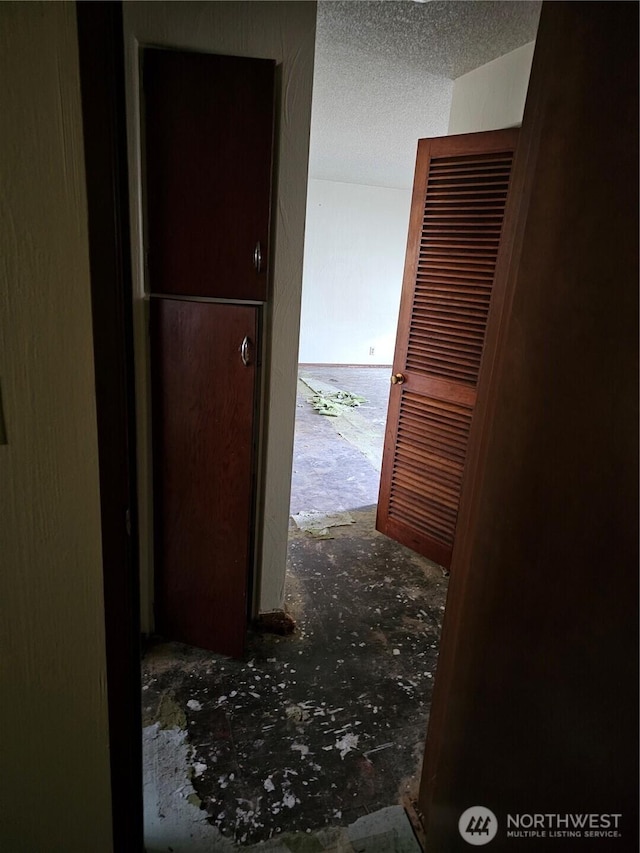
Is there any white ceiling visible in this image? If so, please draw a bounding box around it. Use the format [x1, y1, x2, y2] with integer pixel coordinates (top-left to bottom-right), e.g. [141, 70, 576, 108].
[308, 0, 541, 189]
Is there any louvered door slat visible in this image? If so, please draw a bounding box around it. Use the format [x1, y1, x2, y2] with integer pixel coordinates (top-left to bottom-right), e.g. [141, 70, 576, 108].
[422, 230, 501, 239]
[426, 159, 512, 174]
[415, 294, 492, 307]
[417, 266, 495, 280]
[427, 183, 511, 195]
[377, 129, 518, 568]
[418, 258, 497, 271]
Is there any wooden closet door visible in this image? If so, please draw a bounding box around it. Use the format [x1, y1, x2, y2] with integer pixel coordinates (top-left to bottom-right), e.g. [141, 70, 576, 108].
[143, 48, 275, 301]
[377, 130, 518, 569]
[151, 299, 258, 656]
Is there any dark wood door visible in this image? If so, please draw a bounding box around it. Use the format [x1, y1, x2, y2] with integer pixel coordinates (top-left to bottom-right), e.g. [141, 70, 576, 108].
[377, 129, 518, 569]
[420, 4, 639, 847]
[143, 48, 275, 301]
[151, 299, 258, 656]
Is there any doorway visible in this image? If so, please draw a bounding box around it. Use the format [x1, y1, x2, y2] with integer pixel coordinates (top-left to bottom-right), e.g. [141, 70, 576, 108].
[120, 2, 540, 851]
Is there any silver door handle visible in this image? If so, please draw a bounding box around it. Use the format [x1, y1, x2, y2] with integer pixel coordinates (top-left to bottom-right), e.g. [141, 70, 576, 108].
[240, 336, 252, 367]
[253, 241, 262, 273]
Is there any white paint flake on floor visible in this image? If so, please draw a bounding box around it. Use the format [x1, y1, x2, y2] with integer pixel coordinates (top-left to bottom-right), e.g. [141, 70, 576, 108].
[144, 723, 421, 852]
[335, 732, 359, 760]
[143, 723, 235, 853]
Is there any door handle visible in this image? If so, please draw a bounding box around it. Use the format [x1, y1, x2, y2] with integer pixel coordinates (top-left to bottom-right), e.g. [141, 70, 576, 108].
[390, 373, 406, 385]
[240, 336, 252, 367]
[253, 241, 262, 273]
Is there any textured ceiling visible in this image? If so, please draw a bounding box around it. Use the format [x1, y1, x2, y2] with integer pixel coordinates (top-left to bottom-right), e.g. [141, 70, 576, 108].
[308, 0, 541, 188]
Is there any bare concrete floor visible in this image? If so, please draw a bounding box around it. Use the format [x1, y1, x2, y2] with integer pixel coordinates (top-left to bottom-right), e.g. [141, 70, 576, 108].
[142, 367, 448, 851]
[290, 367, 391, 514]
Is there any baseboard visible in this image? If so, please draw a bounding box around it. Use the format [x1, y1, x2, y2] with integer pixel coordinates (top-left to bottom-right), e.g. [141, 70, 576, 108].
[298, 363, 392, 369]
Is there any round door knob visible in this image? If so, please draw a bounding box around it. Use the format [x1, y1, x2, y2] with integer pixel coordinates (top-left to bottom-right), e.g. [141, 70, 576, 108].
[390, 373, 406, 385]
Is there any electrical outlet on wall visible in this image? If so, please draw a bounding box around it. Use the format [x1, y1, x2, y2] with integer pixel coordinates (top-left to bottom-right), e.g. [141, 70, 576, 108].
[369, 347, 375, 356]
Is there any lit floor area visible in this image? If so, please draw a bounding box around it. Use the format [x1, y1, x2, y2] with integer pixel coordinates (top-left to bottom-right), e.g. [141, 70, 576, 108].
[142, 367, 448, 852]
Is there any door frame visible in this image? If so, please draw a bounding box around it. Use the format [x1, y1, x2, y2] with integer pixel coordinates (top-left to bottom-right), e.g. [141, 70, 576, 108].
[76, 3, 143, 851]
[75, 0, 555, 847]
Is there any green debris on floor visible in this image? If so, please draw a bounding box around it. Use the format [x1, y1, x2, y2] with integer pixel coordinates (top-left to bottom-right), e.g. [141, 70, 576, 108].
[143, 691, 187, 730]
[291, 509, 356, 538]
[186, 792, 202, 809]
[310, 389, 366, 417]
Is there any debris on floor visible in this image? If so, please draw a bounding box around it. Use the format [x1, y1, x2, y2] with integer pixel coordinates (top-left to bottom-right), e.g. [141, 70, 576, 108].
[291, 510, 356, 537]
[144, 719, 421, 852]
[143, 722, 235, 853]
[142, 691, 187, 730]
[253, 611, 297, 636]
[142, 508, 447, 847]
[309, 389, 366, 417]
[291, 370, 390, 512]
[249, 805, 422, 852]
[143, 369, 445, 850]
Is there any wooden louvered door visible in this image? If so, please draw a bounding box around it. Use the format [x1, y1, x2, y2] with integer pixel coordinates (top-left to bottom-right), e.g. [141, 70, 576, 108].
[377, 129, 518, 569]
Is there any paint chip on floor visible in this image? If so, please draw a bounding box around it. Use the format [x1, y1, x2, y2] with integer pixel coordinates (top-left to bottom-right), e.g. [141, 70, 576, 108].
[335, 732, 359, 759]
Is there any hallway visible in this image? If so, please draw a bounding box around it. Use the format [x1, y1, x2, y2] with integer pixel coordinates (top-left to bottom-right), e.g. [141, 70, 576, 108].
[142, 367, 448, 851]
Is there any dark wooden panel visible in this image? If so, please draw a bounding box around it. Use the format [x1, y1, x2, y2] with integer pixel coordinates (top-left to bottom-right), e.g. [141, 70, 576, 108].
[143, 49, 275, 301]
[76, 4, 143, 851]
[151, 299, 258, 656]
[377, 129, 518, 568]
[420, 2, 639, 849]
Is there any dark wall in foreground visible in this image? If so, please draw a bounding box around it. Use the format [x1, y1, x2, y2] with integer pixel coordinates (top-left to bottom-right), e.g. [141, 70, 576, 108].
[421, 3, 639, 850]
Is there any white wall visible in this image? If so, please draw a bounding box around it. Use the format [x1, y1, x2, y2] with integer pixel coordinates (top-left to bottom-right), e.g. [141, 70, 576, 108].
[0, 4, 113, 850]
[123, 2, 316, 620]
[448, 41, 535, 135]
[299, 179, 411, 364]
[298, 42, 536, 369]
